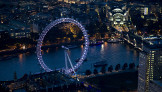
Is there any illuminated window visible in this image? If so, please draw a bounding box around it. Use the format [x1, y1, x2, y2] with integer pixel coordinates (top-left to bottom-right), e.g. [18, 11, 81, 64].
[11, 33, 14, 37]
[152, 51, 155, 53]
[160, 56, 162, 61]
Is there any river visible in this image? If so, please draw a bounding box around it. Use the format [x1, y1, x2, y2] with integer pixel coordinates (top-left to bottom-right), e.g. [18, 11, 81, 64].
[0, 42, 139, 81]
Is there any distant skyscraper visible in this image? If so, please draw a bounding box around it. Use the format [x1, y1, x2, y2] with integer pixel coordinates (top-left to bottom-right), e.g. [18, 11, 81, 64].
[138, 40, 162, 92]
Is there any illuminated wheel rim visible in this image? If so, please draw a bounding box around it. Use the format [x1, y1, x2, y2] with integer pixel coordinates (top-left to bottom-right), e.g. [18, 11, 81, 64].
[36, 18, 89, 73]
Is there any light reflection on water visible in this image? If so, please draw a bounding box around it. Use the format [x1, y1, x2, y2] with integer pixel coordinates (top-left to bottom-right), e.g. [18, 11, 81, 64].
[19, 54, 23, 63]
[0, 42, 139, 81]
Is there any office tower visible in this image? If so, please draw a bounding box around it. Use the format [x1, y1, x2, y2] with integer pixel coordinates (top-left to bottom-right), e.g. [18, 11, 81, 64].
[138, 39, 162, 92]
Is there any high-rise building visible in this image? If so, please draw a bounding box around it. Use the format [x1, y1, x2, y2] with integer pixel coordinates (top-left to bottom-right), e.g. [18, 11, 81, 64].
[138, 39, 162, 92]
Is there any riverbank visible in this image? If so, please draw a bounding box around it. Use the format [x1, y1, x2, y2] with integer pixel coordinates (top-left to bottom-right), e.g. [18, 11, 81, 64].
[0, 39, 109, 56]
[0, 71, 99, 92]
[84, 70, 138, 92]
[0, 41, 84, 56]
[0, 69, 138, 92]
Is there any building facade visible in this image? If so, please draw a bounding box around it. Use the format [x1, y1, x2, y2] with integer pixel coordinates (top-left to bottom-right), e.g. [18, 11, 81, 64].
[138, 40, 162, 92]
[108, 5, 129, 26]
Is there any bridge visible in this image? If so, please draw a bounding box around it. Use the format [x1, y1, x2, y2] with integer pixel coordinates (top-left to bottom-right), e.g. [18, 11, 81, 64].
[113, 25, 161, 51]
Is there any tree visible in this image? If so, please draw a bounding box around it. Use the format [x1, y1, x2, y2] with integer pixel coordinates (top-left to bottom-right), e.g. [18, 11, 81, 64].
[129, 63, 132, 69]
[101, 66, 106, 74]
[117, 64, 121, 69]
[108, 65, 113, 72]
[132, 63, 135, 68]
[115, 64, 119, 71]
[93, 69, 98, 75]
[123, 63, 128, 68]
[85, 70, 91, 76]
[122, 63, 128, 70]
[14, 71, 17, 81]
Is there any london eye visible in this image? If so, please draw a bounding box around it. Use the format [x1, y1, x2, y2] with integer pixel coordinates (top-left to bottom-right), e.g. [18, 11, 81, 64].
[36, 18, 89, 74]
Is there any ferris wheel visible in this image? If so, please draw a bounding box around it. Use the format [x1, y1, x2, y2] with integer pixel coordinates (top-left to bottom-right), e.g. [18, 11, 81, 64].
[36, 18, 89, 74]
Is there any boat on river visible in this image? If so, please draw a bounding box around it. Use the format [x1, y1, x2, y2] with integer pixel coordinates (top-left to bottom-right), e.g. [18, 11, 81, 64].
[66, 45, 78, 49]
[93, 60, 107, 67]
[89, 40, 104, 46]
[107, 38, 119, 43]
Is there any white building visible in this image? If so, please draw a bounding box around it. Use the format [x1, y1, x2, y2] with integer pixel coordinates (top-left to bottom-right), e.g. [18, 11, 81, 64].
[108, 5, 129, 26]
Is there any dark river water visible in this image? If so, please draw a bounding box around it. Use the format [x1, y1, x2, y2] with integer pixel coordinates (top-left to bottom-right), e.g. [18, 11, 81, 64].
[0, 42, 139, 81]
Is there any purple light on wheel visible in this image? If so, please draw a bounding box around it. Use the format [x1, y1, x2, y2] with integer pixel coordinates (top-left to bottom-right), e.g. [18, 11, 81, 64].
[36, 18, 89, 73]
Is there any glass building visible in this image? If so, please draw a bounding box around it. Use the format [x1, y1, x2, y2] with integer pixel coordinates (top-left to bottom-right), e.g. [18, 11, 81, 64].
[138, 39, 162, 92]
